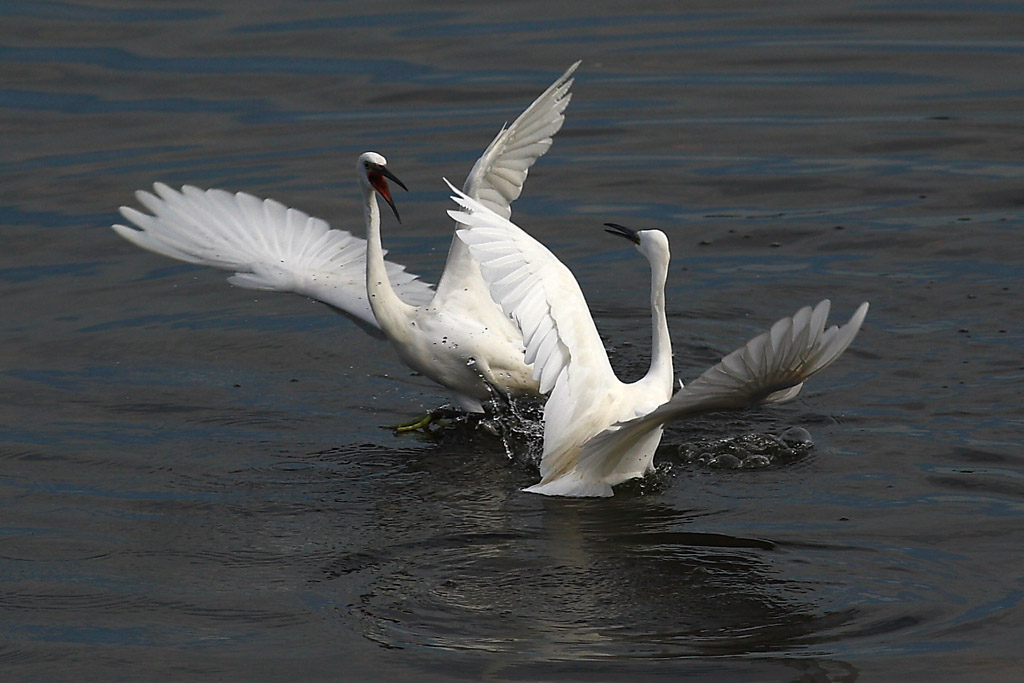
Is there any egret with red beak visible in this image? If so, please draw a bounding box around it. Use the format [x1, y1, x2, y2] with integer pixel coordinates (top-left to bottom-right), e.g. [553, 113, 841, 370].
[112, 63, 580, 427]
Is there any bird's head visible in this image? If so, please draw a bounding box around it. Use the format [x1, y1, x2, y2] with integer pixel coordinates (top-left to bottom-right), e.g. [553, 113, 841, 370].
[604, 223, 670, 264]
[357, 151, 407, 223]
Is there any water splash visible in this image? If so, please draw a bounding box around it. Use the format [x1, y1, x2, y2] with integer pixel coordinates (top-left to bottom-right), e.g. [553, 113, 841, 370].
[487, 397, 544, 465]
[678, 426, 815, 470]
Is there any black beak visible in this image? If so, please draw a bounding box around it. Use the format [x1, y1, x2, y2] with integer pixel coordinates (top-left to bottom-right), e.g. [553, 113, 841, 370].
[377, 165, 408, 192]
[604, 222, 641, 245]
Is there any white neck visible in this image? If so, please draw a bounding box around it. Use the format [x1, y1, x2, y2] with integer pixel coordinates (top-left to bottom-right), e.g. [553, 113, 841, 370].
[641, 251, 673, 397]
[363, 184, 414, 331]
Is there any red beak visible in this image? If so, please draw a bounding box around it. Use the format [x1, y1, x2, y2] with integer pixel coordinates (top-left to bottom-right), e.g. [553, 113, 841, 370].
[368, 165, 407, 223]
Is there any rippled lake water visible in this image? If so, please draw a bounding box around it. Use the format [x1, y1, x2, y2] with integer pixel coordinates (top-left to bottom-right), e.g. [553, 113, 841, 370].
[3, 1, 1023, 680]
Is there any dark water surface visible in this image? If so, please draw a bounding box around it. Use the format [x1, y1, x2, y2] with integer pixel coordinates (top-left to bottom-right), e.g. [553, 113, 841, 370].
[3, 1, 1023, 680]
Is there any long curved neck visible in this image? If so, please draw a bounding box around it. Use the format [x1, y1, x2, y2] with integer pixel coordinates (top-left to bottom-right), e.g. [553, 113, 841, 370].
[363, 186, 413, 331]
[642, 252, 673, 396]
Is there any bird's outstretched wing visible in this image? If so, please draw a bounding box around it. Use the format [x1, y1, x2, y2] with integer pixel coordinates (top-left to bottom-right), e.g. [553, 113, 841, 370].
[462, 61, 579, 220]
[673, 299, 868, 411]
[113, 183, 434, 334]
[575, 299, 869, 477]
[433, 62, 580, 303]
[113, 65, 580, 334]
[448, 183, 619, 456]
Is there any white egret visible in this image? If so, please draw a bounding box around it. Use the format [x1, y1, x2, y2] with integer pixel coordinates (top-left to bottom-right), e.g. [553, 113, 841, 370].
[112, 62, 579, 423]
[448, 186, 869, 497]
[353, 152, 540, 421]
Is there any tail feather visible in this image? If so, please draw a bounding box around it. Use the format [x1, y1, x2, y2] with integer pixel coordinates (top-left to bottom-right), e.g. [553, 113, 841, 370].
[524, 473, 613, 498]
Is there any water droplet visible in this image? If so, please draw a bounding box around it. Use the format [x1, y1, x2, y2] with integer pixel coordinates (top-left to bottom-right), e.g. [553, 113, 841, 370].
[780, 426, 812, 447]
[741, 454, 771, 469]
[709, 454, 741, 469]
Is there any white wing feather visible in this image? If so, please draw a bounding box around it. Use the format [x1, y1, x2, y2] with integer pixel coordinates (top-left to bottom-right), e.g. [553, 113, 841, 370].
[430, 62, 579, 304]
[575, 299, 869, 474]
[446, 182, 619, 453]
[462, 61, 579, 220]
[113, 183, 433, 332]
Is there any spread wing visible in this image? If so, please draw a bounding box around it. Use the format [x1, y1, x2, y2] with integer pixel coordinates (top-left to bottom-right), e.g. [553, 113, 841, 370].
[462, 61, 579, 220]
[113, 183, 434, 335]
[433, 61, 580, 303]
[576, 299, 870, 471]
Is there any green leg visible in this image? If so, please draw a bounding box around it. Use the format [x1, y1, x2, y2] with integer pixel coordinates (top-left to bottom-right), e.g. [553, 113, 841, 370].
[382, 407, 470, 432]
[382, 411, 435, 432]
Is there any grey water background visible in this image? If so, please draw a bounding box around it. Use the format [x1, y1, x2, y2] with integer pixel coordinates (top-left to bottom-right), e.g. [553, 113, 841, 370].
[2, 1, 1023, 680]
